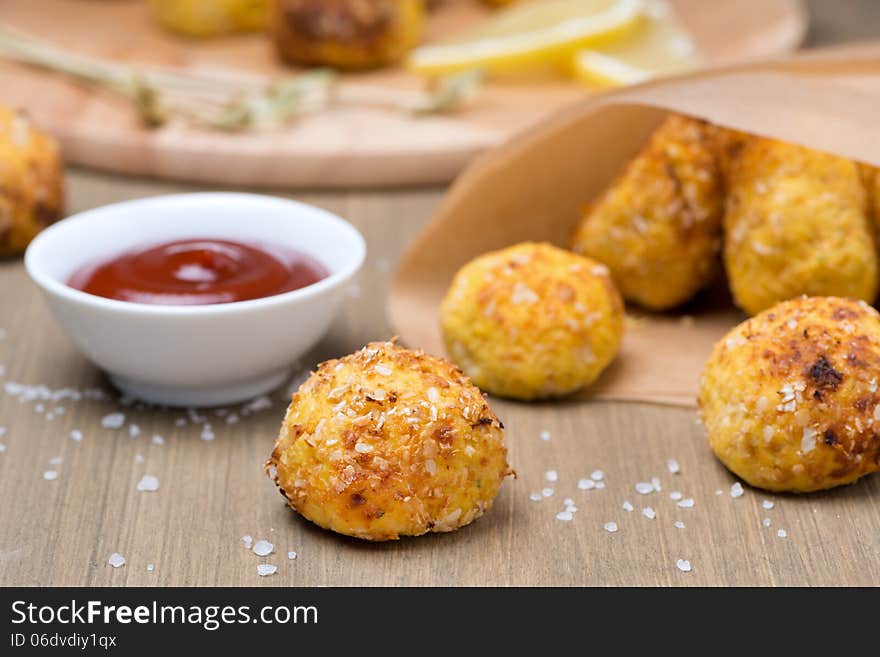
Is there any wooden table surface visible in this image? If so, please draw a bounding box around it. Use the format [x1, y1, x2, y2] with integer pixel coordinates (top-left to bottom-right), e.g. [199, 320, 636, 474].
[2, 1, 880, 587]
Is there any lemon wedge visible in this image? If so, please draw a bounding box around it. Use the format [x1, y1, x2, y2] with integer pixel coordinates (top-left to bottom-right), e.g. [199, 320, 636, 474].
[572, 0, 701, 86]
[408, 0, 646, 76]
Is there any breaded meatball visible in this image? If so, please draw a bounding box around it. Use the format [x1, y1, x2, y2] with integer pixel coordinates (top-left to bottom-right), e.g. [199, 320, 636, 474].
[570, 114, 724, 311]
[859, 163, 880, 246]
[721, 134, 877, 316]
[699, 296, 880, 492]
[267, 341, 512, 541]
[150, 0, 268, 37]
[270, 0, 424, 70]
[440, 242, 624, 400]
[0, 108, 64, 258]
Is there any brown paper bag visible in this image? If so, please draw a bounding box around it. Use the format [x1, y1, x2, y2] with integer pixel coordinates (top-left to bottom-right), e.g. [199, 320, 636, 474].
[388, 44, 880, 408]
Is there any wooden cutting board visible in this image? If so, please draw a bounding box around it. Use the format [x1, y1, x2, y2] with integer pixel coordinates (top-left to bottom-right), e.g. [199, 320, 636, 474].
[0, 0, 806, 188]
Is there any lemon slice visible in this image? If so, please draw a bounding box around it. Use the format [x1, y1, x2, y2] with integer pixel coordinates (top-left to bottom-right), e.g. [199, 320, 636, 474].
[408, 0, 646, 76]
[572, 0, 701, 86]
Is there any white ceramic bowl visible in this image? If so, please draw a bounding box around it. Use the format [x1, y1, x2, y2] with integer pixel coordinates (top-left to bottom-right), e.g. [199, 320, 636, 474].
[25, 193, 365, 407]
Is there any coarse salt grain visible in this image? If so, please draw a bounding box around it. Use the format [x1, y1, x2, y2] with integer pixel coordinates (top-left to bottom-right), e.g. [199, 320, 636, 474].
[136, 475, 159, 492]
[257, 564, 277, 577]
[101, 413, 125, 429]
[539, 430, 551, 441]
[715, 489, 723, 496]
[651, 477, 662, 492]
[128, 424, 140, 438]
[677, 498, 694, 508]
[763, 518, 772, 528]
[563, 497, 574, 506]
[762, 500, 775, 510]
[0, 443, 5, 453]
[48, 456, 62, 466]
[147, 564, 155, 572]
[603, 522, 618, 533]
[730, 482, 745, 498]
[642, 507, 656, 520]
[590, 470, 604, 481]
[674, 521, 685, 529]
[556, 511, 574, 522]
[635, 482, 654, 495]
[622, 501, 634, 512]
[108, 553, 125, 568]
[241, 535, 253, 549]
[595, 481, 605, 489]
[669, 491, 682, 501]
[43, 470, 58, 481]
[69, 430, 83, 442]
[541, 487, 554, 498]
[545, 470, 558, 482]
[152, 435, 165, 445]
[287, 551, 297, 560]
[676, 559, 692, 573]
[577, 478, 595, 490]
[777, 529, 787, 538]
[666, 459, 681, 474]
[134, 453, 144, 464]
[253, 540, 274, 557]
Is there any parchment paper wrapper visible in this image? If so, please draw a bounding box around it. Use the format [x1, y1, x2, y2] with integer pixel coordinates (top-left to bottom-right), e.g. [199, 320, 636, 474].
[389, 44, 880, 407]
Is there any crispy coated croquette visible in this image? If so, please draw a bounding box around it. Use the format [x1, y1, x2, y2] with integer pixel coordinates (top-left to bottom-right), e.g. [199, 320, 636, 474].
[267, 341, 512, 541]
[0, 108, 63, 257]
[721, 133, 878, 315]
[440, 242, 624, 400]
[270, 0, 424, 70]
[699, 296, 880, 492]
[570, 114, 724, 311]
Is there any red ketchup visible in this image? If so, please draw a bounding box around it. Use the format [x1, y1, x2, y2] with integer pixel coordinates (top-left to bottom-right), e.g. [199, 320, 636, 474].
[68, 238, 328, 306]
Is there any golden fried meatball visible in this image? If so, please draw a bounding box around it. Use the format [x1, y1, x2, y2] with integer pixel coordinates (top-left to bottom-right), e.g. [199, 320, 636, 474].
[270, 0, 424, 70]
[570, 114, 724, 311]
[721, 134, 877, 316]
[0, 108, 64, 258]
[859, 163, 880, 246]
[699, 296, 880, 492]
[150, 0, 268, 37]
[440, 242, 624, 400]
[267, 341, 512, 541]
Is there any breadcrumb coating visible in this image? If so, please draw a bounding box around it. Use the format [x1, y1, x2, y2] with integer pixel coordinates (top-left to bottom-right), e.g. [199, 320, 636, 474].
[570, 114, 724, 311]
[267, 341, 512, 541]
[440, 242, 624, 400]
[699, 296, 880, 492]
[721, 133, 878, 315]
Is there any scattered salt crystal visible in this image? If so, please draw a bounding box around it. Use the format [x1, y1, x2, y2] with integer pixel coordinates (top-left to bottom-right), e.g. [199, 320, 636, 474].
[669, 491, 683, 501]
[147, 564, 155, 572]
[730, 482, 745, 498]
[666, 459, 681, 474]
[556, 511, 574, 522]
[590, 470, 604, 481]
[539, 430, 551, 441]
[762, 518, 772, 528]
[200, 425, 215, 441]
[715, 489, 723, 496]
[241, 535, 253, 549]
[69, 430, 83, 442]
[0, 427, 5, 437]
[578, 478, 595, 490]
[642, 507, 656, 520]
[762, 500, 775, 510]
[545, 470, 558, 482]
[603, 521, 618, 533]
[677, 498, 695, 508]
[257, 564, 277, 577]
[136, 475, 160, 492]
[43, 470, 58, 481]
[101, 413, 125, 429]
[151, 435, 165, 445]
[529, 492, 542, 502]
[134, 453, 144, 464]
[777, 529, 787, 538]
[674, 521, 685, 529]
[541, 487, 554, 498]
[676, 559, 692, 573]
[128, 424, 140, 438]
[226, 414, 240, 425]
[622, 501, 634, 512]
[253, 540, 274, 557]
[287, 551, 297, 560]
[35, 403, 45, 413]
[651, 477, 662, 492]
[48, 456, 62, 465]
[594, 481, 605, 489]
[108, 553, 126, 568]
[0, 443, 5, 453]
[174, 418, 186, 427]
[243, 395, 272, 413]
[635, 482, 654, 495]
[563, 498, 574, 506]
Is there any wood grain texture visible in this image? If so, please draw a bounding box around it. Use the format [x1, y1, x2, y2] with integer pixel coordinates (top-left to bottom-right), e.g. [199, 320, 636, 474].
[0, 0, 879, 587]
[0, 0, 805, 188]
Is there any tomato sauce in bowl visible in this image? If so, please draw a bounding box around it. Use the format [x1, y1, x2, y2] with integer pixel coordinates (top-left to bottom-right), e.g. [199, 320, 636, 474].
[68, 238, 328, 306]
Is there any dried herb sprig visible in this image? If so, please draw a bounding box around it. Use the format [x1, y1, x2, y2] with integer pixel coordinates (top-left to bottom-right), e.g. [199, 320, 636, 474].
[0, 26, 484, 131]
